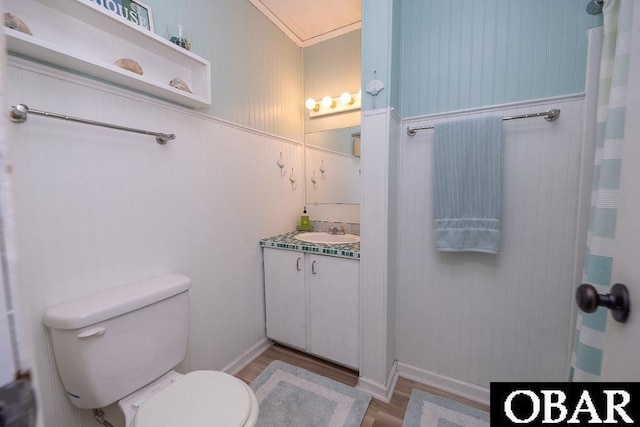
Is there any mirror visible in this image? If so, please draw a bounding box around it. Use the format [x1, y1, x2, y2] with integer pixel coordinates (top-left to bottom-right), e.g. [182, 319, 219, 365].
[303, 30, 361, 205]
[305, 126, 360, 204]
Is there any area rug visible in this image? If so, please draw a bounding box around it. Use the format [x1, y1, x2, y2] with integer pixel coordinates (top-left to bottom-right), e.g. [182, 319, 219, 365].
[402, 389, 489, 427]
[250, 360, 371, 426]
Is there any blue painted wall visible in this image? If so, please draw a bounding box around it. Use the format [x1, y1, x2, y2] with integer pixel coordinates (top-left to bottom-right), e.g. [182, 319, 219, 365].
[143, 1, 602, 135]
[145, 0, 303, 140]
[303, 30, 362, 135]
[398, 0, 602, 117]
[362, 0, 602, 115]
[390, 0, 402, 112]
[362, 0, 396, 111]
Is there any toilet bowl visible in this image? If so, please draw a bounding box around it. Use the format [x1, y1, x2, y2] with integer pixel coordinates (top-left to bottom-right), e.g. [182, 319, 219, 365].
[43, 274, 259, 426]
[118, 370, 258, 427]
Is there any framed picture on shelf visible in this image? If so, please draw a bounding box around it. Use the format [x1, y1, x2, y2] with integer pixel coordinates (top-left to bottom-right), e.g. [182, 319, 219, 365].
[88, 0, 154, 32]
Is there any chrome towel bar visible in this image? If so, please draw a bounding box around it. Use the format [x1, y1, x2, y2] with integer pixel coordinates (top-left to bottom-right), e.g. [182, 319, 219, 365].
[9, 104, 176, 145]
[406, 108, 561, 136]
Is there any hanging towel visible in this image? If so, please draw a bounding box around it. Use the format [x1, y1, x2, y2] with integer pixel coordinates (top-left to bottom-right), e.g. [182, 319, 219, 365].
[433, 116, 503, 254]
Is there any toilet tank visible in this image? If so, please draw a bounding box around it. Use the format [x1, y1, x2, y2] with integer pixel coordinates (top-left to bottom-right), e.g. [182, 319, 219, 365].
[43, 274, 191, 409]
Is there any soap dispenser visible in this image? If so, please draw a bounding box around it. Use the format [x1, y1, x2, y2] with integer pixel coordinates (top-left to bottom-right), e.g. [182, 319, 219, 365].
[299, 207, 311, 231]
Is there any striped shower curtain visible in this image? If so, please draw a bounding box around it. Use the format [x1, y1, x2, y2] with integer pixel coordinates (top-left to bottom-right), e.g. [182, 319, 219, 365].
[570, 0, 635, 381]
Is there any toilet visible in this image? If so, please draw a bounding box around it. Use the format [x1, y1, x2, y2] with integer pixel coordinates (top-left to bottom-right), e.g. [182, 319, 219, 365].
[43, 274, 259, 427]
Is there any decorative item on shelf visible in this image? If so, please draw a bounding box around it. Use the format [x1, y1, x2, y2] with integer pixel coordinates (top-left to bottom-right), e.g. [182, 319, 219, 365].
[2, 0, 211, 108]
[4, 13, 32, 35]
[305, 90, 361, 117]
[277, 152, 286, 176]
[167, 24, 191, 50]
[319, 160, 326, 179]
[289, 168, 297, 190]
[92, 0, 154, 31]
[169, 77, 192, 93]
[311, 170, 319, 190]
[114, 58, 143, 75]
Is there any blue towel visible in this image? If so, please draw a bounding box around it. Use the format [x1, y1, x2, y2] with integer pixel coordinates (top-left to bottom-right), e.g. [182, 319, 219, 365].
[433, 116, 503, 254]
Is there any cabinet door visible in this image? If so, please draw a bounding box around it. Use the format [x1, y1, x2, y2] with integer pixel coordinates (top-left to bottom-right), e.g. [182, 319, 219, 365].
[263, 249, 306, 350]
[308, 255, 360, 368]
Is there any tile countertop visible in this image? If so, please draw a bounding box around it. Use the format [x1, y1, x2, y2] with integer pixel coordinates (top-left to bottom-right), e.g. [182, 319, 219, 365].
[260, 231, 360, 260]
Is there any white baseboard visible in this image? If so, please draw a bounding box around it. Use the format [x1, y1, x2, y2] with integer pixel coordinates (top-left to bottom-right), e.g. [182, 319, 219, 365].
[397, 362, 490, 406]
[223, 338, 273, 375]
[357, 360, 399, 403]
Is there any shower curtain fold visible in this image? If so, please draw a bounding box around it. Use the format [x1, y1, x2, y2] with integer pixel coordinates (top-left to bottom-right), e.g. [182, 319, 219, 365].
[570, 0, 634, 381]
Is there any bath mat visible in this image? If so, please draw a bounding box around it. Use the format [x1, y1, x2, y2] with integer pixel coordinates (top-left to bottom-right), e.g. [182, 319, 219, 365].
[250, 360, 371, 427]
[402, 389, 489, 427]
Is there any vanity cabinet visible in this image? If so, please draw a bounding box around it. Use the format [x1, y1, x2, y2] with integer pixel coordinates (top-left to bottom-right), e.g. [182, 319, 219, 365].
[263, 248, 359, 369]
[263, 249, 306, 350]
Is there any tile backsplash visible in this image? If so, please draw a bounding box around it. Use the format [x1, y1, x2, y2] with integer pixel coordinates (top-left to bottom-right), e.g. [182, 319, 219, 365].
[310, 220, 360, 235]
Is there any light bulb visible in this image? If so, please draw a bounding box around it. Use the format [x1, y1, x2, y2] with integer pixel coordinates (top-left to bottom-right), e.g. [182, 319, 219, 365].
[340, 92, 354, 105]
[305, 98, 319, 111]
[321, 96, 336, 109]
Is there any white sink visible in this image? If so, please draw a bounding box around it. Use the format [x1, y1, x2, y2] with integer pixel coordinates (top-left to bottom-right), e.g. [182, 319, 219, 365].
[295, 232, 360, 244]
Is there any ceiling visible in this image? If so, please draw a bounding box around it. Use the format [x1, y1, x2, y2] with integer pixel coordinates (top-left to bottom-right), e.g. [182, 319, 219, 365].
[248, 0, 361, 47]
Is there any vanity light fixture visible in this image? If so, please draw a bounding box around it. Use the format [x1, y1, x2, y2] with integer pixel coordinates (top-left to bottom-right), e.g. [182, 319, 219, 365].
[340, 92, 355, 105]
[321, 96, 335, 109]
[305, 90, 361, 117]
[305, 98, 320, 112]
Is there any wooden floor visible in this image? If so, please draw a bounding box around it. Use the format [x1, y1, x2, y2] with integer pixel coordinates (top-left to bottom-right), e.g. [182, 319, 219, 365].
[236, 344, 489, 427]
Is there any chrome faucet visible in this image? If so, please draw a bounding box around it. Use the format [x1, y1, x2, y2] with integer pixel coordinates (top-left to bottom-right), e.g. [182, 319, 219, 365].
[327, 224, 346, 235]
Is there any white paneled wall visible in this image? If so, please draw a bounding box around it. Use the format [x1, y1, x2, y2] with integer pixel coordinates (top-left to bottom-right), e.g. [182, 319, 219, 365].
[358, 108, 398, 401]
[397, 96, 585, 392]
[8, 58, 303, 427]
[0, 30, 15, 386]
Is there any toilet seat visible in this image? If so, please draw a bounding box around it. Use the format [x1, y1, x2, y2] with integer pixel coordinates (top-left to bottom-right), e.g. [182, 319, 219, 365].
[132, 370, 258, 427]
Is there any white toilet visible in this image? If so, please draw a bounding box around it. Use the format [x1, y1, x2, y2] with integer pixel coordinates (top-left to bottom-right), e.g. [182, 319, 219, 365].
[43, 274, 259, 427]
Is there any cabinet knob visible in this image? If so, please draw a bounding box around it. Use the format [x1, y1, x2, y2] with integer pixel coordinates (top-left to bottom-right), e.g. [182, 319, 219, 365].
[576, 283, 630, 323]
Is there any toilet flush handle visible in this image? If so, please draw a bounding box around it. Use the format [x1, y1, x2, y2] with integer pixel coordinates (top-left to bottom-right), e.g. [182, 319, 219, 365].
[77, 326, 106, 338]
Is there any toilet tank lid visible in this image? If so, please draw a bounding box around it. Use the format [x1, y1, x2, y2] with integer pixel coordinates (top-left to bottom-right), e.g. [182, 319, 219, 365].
[44, 274, 191, 330]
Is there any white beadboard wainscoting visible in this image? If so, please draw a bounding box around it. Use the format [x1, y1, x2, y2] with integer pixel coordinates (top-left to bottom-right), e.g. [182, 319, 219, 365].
[0, 35, 18, 389]
[8, 58, 303, 427]
[396, 95, 587, 402]
[357, 107, 400, 402]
